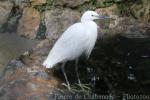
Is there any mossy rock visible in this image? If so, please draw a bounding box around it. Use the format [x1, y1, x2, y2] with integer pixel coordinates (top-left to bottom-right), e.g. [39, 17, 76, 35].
[96, 0, 114, 8]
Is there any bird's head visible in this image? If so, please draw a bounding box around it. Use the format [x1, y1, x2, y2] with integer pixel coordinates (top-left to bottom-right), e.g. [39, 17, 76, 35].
[81, 10, 110, 22]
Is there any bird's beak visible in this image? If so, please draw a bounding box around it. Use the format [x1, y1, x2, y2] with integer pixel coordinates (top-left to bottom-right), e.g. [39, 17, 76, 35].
[98, 15, 111, 19]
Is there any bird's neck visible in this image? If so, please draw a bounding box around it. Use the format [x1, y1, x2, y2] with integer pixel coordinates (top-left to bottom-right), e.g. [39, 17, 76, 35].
[81, 19, 95, 23]
[81, 21, 98, 29]
[81, 20, 97, 26]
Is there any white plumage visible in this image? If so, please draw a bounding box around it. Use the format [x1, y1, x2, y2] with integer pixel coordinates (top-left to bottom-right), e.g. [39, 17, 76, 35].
[43, 11, 110, 90]
[43, 11, 98, 68]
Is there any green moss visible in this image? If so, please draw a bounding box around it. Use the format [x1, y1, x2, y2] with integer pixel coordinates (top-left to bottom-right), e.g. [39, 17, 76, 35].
[96, 0, 114, 8]
[33, 0, 54, 12]
[91, 0, 97, 5]
[77, 3, 96, 12]
[36, 12, 46, 40]
[115, 0, 150, 21]
[33, 0, 55, 40]
[116, 2, 130, 16]
[36, 21, 46, 40]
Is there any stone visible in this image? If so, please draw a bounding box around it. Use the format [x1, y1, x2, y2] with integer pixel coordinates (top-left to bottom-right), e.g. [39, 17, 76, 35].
[96, 0, 114, 8]
[17, 7, 40, 39]
[0, 64, 5, 78]
[12, 0, 30, 9]
[96, 4, 119, 16]
[129, 0, 150, 22]
[45, 8, 80, 39]
[102, 17, 150, 38]
[95, 5, 119, 36]
[120, 20, 150, 38]
[0, 41, 62, 100]
[54, 0, 90, 8]
[0, 1, 13, 28]
[31, 0, 47, 6]
[6, 60, 24, 71]
[36, 39, 50, 49]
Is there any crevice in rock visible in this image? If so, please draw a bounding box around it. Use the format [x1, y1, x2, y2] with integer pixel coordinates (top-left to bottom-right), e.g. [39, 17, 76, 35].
[0, 6, 22, 33]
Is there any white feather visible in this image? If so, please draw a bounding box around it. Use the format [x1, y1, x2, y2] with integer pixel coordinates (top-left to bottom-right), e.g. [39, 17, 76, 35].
[43, 11, 98, 68]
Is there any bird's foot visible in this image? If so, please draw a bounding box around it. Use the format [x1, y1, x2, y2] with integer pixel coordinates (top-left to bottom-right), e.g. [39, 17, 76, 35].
[61, 83, 91, 94]
[76, 83, 84, 91]
[61, 83, 73, 92]
[73, 83, 92, 93]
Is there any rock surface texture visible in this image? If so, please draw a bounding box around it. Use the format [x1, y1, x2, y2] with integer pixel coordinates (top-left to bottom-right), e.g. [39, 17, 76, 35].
[17, 7, 40, 39]
[54, 0, 90, 8]
[45, 8, 80, 39]
[0, 0, 150, 99]
[0, 1, 14, 28]
[0, 39, 63, 100]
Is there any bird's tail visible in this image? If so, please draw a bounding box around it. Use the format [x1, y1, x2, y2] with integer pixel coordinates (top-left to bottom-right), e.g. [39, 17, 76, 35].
[42, 58, 54, 68]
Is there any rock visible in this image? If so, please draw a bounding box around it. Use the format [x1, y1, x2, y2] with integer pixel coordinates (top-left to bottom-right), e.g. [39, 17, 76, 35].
[31, 0, 47, 6]
[96, 4, 119, 16]
[130, 0, 150, 22]
[36, 39, 50, 49]
[119, 17, 150, 38]
[96, 0, 114, 8]
[0, 1, 14, 28]
[45, 8, 80, 39]
[0, 64, 5, 78]
[95, 5, 119, 37]
[11, 0, 30, 9]
[102, 17, 150, 38]
[54, 0, 90, 8]
[61, 9, 81, 34]
[5, 60, 24, 71]
[95, 6, 149, 38]
[0, 41, 62, 100]
[17, 7, 40, 39]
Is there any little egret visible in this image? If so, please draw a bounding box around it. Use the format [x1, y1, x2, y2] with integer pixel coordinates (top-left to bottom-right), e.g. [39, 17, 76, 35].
[43, 11, 110, 90]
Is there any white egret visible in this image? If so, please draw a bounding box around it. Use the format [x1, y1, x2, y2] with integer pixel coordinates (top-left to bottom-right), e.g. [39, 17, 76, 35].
[43, 11, 110, 90]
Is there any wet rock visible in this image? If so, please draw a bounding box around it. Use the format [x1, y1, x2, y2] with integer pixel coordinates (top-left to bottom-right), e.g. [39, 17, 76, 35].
[92, 37, 150, 96]
[54, 0, 90, 8]
[1, 35, 150, 99]
[0, 33, 37, 66]
[0, 1, 13, 28]
[17, 7, 40, 39]
[0, 41, 62, 100]
[45, 8, 80, 39]
[0, 0, 150, 99]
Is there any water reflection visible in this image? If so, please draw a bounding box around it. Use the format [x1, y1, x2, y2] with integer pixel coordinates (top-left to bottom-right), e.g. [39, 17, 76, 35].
[0, 33, 37, 65]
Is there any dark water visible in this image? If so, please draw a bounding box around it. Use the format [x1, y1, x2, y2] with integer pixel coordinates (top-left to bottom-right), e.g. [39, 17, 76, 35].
[90, 36, 150, 97]
[62, 36, 150, 99]
[0, 33, 37, 65]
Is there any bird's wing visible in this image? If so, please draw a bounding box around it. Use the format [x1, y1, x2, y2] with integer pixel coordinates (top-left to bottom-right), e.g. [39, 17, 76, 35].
[45, 23, 87, 66]
[84, 22, 98, 58]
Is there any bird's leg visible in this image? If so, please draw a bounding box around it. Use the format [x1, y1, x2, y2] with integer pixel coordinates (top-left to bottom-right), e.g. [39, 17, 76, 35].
[74, 59, 91, 93]
[75, 59, 82, 85]
[75, 59, 85, 91]
[61, 62, 71, 91]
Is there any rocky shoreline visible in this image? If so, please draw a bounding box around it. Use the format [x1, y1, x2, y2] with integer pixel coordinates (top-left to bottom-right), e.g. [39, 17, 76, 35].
[0, 0, 150, 99]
